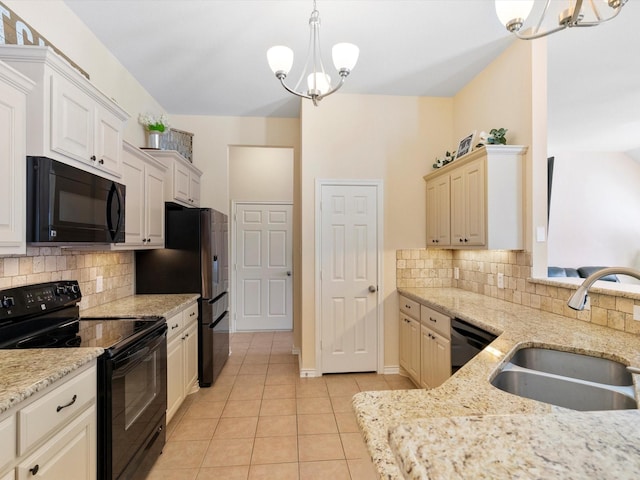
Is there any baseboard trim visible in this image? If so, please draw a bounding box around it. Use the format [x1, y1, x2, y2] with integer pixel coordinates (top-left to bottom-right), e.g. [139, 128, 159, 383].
[383, 365, 400, 375]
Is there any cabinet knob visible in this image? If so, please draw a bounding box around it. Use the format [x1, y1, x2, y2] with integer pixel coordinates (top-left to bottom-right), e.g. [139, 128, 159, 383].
[30, 464, 40, 475]
[459, 238, 463, 243]
[90, 155, 96, 161]
[464, 238, 468, 243]
[99, 159, 104, 164]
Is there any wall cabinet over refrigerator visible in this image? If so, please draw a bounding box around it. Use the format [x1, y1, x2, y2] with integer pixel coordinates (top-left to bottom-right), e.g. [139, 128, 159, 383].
[115, 142, 167, 249]
[0, 46, 129, 179]
[146, 150, 202, 207]
[0, 60, 34, 255]
[424, 145, 527, 250]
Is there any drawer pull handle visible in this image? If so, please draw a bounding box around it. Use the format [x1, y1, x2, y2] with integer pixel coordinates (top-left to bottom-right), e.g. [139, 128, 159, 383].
[56, 394, 77, 412]
[30, 464, 40, 475]
[430, 317, 437, 323]
[171, 324, 180, 330]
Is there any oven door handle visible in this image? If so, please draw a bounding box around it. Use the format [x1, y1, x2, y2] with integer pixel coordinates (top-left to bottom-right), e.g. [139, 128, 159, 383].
[112, 330, 166, 376]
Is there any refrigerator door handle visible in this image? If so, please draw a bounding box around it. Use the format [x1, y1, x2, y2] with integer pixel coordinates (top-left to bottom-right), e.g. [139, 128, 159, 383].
[213, 255, 219, 285]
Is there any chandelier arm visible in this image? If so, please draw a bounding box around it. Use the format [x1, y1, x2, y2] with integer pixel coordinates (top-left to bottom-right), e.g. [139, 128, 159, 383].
[576, 5, 624, 26]
[278, 76, 313, 100]
[513, 23, 568, 40]
[315, 74, 347, 102]
[589, 0, 603, 21]
[533, 0, 553, 35]
[570, 0, 585, 24]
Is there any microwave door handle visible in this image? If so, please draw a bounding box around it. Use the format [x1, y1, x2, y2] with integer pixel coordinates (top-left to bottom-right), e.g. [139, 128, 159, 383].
[106, 183, 124, 240]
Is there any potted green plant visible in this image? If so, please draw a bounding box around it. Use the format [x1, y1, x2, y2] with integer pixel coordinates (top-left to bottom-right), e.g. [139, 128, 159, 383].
[139, 113, 169, 149]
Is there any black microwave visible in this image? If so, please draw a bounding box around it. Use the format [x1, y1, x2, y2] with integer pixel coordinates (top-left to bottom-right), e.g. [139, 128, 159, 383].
[27, 157, 126, 244]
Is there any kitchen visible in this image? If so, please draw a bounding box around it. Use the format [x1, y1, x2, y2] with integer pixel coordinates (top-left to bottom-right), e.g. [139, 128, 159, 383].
[0, 1, 639, 479]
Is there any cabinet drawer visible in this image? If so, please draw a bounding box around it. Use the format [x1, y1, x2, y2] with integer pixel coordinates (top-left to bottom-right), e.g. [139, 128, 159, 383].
[18, 366, 96, 455]
[183, 302, 198, 326]
[166, 312, 184, 341]
[420, 305, 451, 339]
[0, 414, 16, 472]
[399, 295, 420, 320]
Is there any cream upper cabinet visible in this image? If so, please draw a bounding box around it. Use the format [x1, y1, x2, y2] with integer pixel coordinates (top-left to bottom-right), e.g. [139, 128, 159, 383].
[425, 174, 451, 246]
[0, 61, 34, 255]
[115, 142, 166, 249]
[424, 145, 527, 250]
[0, 46, 129, 179]
[146, 150, 202, 207]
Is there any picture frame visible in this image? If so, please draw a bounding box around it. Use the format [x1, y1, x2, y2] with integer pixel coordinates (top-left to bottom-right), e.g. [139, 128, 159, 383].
[455, 131, 476, 159]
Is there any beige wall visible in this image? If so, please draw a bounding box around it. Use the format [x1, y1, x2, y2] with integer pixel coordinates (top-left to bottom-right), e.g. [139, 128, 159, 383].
[300, 94, 454, 372]
[229, 146, 294, 202]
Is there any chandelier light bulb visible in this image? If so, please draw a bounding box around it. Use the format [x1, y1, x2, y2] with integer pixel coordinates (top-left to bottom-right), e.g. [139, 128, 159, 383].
[332, 43, 360, 73]
[267, 46, 294, 76]
[495, 0, 534, 30]
[307, 72, 331, 95]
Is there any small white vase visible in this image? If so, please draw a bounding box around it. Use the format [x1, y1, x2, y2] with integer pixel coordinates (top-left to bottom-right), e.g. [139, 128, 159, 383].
[147, 130, 161, 149]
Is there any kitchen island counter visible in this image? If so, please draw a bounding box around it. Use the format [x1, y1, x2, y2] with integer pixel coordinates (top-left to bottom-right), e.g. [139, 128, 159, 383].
[354, 287, 640, 479]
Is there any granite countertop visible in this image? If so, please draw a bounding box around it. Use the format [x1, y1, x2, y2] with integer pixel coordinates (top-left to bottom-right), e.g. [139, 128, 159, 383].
[81, 293, 200, 320]
[353, 287, 640, 479]
[0, 294, 199, 415]
[0, 348, 103, 414]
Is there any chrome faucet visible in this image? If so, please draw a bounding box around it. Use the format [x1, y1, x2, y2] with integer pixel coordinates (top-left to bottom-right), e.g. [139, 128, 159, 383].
[567, 266, 640, 310]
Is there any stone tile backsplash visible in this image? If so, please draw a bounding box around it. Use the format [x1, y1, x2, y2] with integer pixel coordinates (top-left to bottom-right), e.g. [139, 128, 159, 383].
[397, 248, 640, 335]
[0, 248, 134, 311]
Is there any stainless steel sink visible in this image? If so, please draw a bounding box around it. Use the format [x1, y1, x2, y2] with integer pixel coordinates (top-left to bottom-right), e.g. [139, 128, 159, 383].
[510, 347, 633, 386]
[491, 348, 637, 411]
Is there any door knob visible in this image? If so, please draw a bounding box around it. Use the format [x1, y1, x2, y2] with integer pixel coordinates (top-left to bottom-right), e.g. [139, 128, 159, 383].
[286, 271, 292, 276]
[368, 285, 377, 293]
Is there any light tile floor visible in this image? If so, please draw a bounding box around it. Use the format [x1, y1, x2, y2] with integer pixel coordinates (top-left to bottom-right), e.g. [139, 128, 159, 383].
[145, 331, 416, 480]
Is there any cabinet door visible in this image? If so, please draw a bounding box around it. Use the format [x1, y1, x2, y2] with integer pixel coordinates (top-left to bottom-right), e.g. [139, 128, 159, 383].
[450, 169, 465, 245]
[145, 164, 165, 247]
[0, 77, 26, 254]
[94, 106, 122, 176]
[431, 331, 451, 388]
[420, 325, 432, 389]
[166, 335, 185, 424]
[173, 162, 190, 204]
[464, 160, 486, 246]
[50, 76, 94, 164]
[17, 405, 96, 480]
[188, 172, 201, 206]
[399, 314, 412, 375]
[120, 153, 146, 246]
[407, 318, 421, 384]
[183, 319, 198, 394]
[426, 176, 450, 247]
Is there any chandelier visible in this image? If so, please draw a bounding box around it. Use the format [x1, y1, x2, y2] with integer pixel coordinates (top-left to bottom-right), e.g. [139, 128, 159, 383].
[495, 0, 627, 40]
[267, 0, 359, 106]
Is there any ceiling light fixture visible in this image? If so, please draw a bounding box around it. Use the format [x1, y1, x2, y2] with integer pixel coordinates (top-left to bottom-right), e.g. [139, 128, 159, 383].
[495, 0, 627, 40]
[267, 0, 359, 106]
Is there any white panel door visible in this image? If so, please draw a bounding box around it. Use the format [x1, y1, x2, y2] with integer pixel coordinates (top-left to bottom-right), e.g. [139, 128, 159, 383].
[236, 204, 293, 331]
[320, 184, 378, 373]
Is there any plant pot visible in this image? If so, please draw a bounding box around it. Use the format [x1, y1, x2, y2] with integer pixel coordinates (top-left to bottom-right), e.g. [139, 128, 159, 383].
[147, 130, 162, 149]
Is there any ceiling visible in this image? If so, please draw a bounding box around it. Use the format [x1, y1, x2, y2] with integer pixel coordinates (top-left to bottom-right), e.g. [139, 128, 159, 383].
[64, 0, 640, 155]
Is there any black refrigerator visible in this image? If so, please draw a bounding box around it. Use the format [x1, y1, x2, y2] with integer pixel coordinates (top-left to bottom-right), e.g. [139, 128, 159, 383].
[136, 203, 229, 387]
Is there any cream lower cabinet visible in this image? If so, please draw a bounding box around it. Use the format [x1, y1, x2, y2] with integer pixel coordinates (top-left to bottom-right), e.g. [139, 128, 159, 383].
[0, 61, 33, 255]
[166, 301, 199, 423]
[399, 295, 421, 386]
[420, 305, 451, 389]
[424, 145, 527, 249]
[0, 362, 96, 480]
[116, 141, 167, 249]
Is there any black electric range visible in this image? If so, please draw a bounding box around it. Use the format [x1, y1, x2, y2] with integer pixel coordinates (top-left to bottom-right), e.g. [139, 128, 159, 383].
[0, 280, 167, 480]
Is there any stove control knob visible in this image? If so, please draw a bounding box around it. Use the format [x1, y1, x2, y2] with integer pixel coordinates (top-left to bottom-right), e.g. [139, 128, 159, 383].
[2, 296, 15, 308]
[70, 285, 80, 294]
[55, 286, 67, 296]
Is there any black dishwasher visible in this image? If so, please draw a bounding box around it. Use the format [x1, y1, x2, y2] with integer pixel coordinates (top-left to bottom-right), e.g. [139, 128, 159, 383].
[450, 318, 497, 373]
